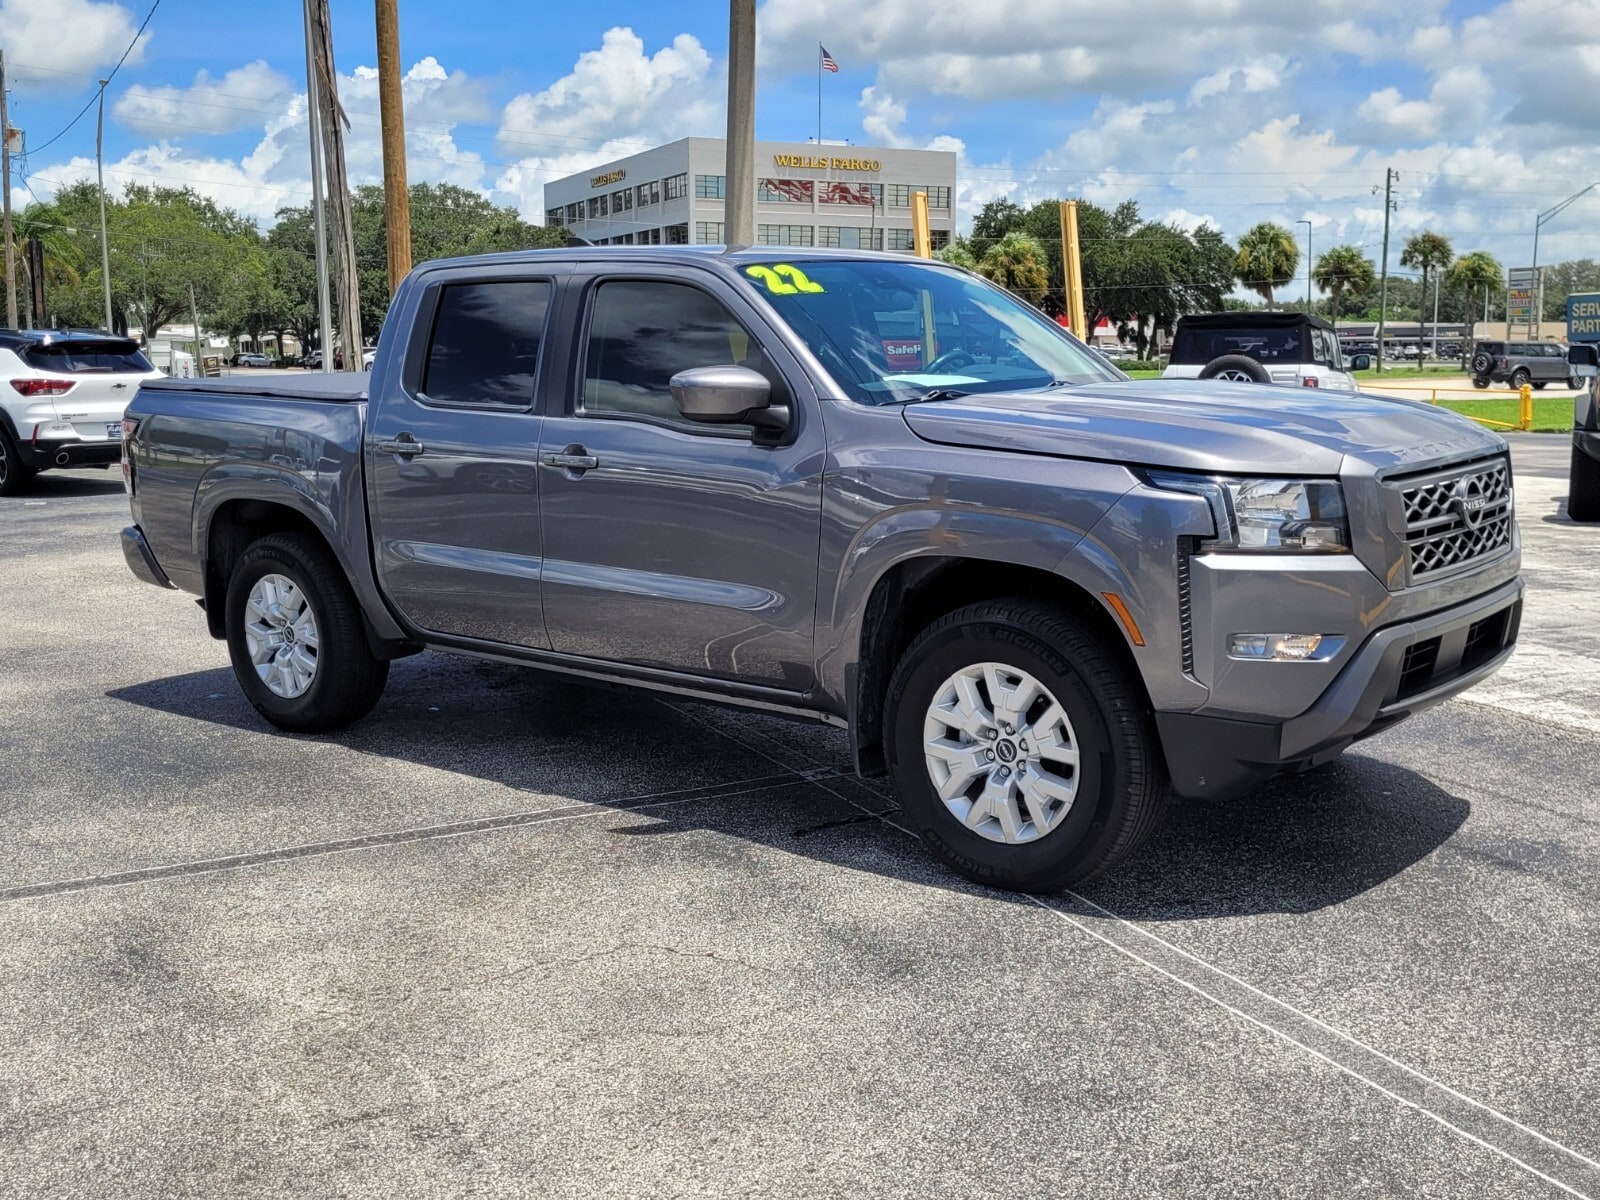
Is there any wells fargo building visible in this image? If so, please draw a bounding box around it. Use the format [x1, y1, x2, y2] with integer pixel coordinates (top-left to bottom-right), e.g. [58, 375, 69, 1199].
[543, 137, 957, 252]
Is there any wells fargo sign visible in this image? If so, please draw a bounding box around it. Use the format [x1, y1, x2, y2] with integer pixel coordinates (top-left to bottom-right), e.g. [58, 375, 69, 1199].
[589, 168, 627, 188]
[773, 154, 882, 172]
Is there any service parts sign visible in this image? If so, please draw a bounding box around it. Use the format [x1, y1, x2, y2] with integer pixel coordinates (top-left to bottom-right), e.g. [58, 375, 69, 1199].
[1567, 293, 1600, 343]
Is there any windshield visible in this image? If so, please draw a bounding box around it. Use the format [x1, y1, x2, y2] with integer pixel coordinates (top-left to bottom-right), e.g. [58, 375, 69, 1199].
[737, 258, 1121, 405]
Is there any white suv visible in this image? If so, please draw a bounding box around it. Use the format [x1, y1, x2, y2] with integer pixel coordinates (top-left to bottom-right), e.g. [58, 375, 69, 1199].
[0, 330, 165, 495]
[1162, 313, 1368, 392]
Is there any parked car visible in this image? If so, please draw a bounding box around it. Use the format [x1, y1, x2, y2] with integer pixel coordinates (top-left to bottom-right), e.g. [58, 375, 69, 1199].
[232, 352, 273, 369]
[1162, 312, 1366, 390]
[361, 347, 377, 371]
[301, 350, 322, 370]
[0, 329, 165, 495]
[119, 247, 1522, 892]
[1470, 340, 1584, 391]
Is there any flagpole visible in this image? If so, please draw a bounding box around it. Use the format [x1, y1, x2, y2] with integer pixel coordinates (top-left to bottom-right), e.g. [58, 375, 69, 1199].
[817, 43, 822, 144]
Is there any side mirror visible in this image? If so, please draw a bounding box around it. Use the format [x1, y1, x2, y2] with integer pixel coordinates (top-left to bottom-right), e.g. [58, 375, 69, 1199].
[670, 364, 788, 437]
[1350, 354, 1371, 371]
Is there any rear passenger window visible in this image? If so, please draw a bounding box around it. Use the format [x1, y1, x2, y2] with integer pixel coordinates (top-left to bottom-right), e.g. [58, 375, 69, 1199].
[581, 280, 776, 433]
[422, 280, 550, 409]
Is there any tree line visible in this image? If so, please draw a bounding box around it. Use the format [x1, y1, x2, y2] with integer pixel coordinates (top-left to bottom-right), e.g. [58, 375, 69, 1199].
[11, 181, 564, 352]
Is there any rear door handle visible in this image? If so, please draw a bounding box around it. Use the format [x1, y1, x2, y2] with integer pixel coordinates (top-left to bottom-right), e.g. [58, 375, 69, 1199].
[542, 450, 599, 472]
[377, 436, 425, 458]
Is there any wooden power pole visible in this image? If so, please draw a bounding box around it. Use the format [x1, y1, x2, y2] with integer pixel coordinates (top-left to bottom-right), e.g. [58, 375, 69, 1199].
[307, 0, 365, 369]
[375, 0, 411, 293]
[1059, 201, 1087, 341]
[2, 50, 17, 330]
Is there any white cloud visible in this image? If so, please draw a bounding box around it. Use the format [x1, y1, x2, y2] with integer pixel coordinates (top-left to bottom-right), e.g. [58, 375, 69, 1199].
[0, 0, 147, 88]
[115, 62, 293, 137]
[1188, 56, 1290, 106]
[859, 86, 911, 148]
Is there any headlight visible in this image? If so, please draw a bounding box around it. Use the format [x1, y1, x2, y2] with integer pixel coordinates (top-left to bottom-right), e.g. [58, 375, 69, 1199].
[1145, 473, 1351, 553]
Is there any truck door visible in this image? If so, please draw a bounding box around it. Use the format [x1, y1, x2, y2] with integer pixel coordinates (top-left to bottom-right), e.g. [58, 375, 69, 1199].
[535, 270, 825, 691]
[366, 273, 559, 648]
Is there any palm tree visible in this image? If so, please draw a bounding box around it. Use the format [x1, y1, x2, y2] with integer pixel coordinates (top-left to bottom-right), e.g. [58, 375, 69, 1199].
[977, 231, 1050, 308]
[12, 205, 85, 328]
[1311, 245, 1376, 323]
[1448, 250, 1503, 329]
[1400, 231, 1453, 356]
[936, 238, 979, 271]
[1233, 222, 1299, 308]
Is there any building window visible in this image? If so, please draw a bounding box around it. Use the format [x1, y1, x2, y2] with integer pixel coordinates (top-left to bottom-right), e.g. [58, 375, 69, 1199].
[664, 224, 689, 244]
[640, 227, 662, 245]
[613, 188, 633, 212]
[566, 202, 583, 224]
[821, 182, 879, 207]
[759, 178, 813, 203]
[695, 174, 727, 199]
[636, 180, 660, 207]
[757, 224, 814, 246]
[546, 208, 565, 227]
[926, 186, 952, 211]
[930, 229, 951, 251]
[588, 195, 609, 219]
[695, 221, 725, 244]
[617, 233, 635, 245]
[887, 228, 916, 252]
[664, 173, 688, 201]
[817, 226, 880, 250]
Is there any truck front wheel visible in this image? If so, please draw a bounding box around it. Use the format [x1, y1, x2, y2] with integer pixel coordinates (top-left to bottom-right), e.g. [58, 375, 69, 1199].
[884, 600, 1169, 893]
[224, 532, 389, 732]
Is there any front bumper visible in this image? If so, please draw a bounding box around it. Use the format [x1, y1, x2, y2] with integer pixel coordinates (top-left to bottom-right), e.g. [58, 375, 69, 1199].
[19, 437, 122, 470]
[121, 525, 177, 590]
[1158, 576, 1524, 800]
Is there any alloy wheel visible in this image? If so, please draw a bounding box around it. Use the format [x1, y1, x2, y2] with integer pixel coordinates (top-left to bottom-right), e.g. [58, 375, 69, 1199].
[244, 573, 321, 699]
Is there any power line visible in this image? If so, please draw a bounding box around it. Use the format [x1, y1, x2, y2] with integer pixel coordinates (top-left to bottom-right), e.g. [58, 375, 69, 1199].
[22, 0, 162, 158]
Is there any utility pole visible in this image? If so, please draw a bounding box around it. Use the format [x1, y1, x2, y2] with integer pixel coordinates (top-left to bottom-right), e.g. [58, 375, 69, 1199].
[375, 0, 411, 293]
[1, 49, 16, 329]
[723, 0, 756, 246]
[307, 0, 363, 369]
[301, 0, 334, 372]
[189, 283, 205, 377]
[97, 80, 115, 333]
[1374, 168, 1397, 372]
[1297, 219, 1312, 313]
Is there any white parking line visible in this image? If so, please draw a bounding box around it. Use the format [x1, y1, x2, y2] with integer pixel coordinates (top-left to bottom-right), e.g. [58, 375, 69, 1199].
[678, 704, 1599, 1199]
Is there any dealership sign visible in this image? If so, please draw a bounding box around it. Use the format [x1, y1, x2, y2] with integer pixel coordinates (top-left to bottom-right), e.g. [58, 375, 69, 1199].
[1568, 293, 1600, 343]
[1507, 288, 1534, 323]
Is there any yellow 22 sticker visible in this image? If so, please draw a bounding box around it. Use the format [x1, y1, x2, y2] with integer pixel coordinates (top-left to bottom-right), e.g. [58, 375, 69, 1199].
[745, 264, 826, 295]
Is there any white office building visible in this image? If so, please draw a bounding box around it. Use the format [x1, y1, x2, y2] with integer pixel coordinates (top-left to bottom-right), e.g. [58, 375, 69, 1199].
[543, 137, 957, 253]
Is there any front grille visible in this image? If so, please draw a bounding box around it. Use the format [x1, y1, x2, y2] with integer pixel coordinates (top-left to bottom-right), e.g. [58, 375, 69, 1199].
[1395, 457, 1513, 581]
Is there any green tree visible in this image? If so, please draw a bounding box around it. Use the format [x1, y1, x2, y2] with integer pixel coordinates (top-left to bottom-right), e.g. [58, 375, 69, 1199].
[1448, 251, 1503, 326]
[935, 237, 979, 270]
[977, 231, 1050, 306]
[1233, 222, 1299, 308]
[1312, 245, 1376, 321]
[11, 203, 86, 327]
[1540, 258, 1600, 321]
[1400, 230, 1453, 347]
[970, 199, 1025, 249]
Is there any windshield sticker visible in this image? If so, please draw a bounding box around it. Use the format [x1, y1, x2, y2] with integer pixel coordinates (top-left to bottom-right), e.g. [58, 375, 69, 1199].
[745, 264, 826, 295]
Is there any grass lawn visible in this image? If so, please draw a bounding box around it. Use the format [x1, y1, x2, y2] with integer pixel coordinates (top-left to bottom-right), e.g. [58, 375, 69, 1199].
[1432, 397, 1572, 433]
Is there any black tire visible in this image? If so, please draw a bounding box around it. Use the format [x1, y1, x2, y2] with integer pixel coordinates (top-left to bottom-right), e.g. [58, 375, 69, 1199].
[0, 421, 39, 497]
[1533, 381, 1548, 391]
[1510, 368, 1531, 390]
[883, 599, 1169, 893]
[224, 532, 389, 732]
[1472, 376, 1490, 390]
[1471, 350, 1494, 375]
[1198, 354, 1271, 384]
[1570, 444, 1600, 523]
[1571, 377, 1584, 391]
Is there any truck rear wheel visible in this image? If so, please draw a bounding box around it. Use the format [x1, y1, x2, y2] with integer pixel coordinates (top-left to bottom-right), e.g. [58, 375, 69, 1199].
[224, 532, 389, 732]
[1570, 444, 1600, 523]
[883, 599, 1169, 893]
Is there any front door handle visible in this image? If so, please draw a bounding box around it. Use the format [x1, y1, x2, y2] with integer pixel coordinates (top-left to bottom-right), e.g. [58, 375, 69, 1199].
[376, 435, 425, 459]
[542, 449, 599, 472]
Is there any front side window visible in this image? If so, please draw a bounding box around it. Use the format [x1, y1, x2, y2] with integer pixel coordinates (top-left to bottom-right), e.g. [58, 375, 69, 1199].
[422, 280, 550, 409]
[739, 258, 1119, 406]
[582, 281, 771, 432]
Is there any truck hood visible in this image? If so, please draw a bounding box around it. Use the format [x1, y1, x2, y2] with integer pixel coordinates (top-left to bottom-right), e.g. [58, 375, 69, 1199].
[900, 380, 1506, 476]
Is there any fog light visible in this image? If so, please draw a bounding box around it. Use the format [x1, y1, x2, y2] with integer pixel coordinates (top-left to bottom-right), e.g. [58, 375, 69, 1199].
[1228, 634, 1345, 661]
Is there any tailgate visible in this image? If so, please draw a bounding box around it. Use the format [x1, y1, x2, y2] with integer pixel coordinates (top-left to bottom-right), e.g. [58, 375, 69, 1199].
[20, 340, 164, 441]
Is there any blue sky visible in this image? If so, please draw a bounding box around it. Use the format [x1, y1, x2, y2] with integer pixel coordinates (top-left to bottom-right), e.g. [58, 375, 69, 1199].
[5, 0, 1599, 280]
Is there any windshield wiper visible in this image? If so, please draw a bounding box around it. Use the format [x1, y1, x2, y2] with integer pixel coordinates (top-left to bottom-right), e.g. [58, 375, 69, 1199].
[907, 388, 970, 403]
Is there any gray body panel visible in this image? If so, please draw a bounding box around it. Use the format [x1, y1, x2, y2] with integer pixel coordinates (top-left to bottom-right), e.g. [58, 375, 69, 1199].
[121, 245, 1525, 801]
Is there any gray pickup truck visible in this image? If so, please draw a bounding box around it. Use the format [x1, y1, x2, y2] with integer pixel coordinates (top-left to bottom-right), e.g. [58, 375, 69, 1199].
[119, 247, 1523, 892]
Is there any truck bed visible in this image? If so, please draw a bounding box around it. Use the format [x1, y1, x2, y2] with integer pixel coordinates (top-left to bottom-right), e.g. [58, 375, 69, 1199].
[139, 374, 369, 403]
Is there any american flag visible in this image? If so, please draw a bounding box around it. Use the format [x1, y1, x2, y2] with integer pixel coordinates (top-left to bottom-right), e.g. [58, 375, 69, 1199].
[820, 45, 839, 73]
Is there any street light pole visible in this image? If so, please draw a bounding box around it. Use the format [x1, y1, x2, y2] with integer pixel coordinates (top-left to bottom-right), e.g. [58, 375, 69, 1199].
[1297, 219, 1312, 314]
[1531, 181, 1598, 337]
[97, 80, 114, 333]
[301, 0, 334, 373]
[723, 0, 756, 246]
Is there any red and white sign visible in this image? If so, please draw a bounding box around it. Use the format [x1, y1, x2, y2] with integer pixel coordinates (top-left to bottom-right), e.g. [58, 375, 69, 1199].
[883, 340, 924, 370]
[761, 178, 812, 203]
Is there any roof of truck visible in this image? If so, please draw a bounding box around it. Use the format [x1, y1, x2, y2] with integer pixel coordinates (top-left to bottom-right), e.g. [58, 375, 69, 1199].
[1173, 312, 1339, 333]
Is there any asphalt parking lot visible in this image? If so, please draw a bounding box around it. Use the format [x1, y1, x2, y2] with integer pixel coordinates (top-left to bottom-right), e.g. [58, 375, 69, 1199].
[2, 438, 1597, 1198]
